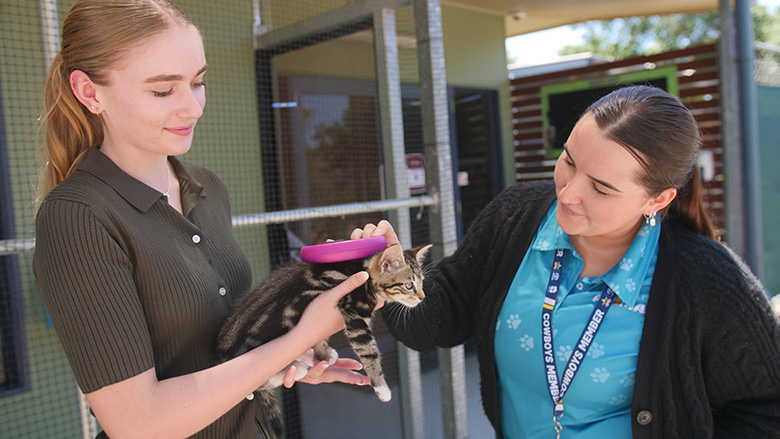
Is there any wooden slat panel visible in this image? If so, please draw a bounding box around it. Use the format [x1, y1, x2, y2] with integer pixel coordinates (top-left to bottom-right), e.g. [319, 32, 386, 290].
[509, 43, 726, 235]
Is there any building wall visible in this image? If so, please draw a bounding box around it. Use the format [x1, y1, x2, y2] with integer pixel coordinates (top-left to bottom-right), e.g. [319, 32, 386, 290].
[440, 5, 513, 189]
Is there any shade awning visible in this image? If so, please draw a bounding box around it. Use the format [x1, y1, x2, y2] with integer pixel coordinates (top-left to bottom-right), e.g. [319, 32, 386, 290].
[441, 0, 719, 37]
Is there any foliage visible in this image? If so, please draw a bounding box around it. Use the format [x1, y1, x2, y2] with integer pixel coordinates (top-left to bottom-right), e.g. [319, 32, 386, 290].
[753, 5, 780, 46]
[558, 5, 780, 61]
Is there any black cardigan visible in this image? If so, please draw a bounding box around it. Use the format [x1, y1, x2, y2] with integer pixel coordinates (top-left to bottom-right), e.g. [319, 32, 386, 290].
[383, 180, 780, 438]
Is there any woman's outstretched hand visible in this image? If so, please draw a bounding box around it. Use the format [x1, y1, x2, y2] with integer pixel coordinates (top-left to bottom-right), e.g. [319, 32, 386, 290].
[281, 349, 369, 388]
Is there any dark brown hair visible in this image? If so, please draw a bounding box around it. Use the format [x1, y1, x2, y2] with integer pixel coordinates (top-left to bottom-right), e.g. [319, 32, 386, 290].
[39, 0, 196, 199]
[586, 85, 716, 239]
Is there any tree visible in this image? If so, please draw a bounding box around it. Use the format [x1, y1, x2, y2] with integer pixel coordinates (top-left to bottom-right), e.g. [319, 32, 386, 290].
[559, 5, 780, 61]
[753, 5, 780, 46]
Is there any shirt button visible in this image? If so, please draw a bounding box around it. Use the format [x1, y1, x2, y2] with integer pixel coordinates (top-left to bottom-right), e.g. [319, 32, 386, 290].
[576, 282, 584, 290]
[636, 410, 653, 425]
[192, 234, 201, 244]
[218, 287, 227, 296]
[246, 393, 254, 400]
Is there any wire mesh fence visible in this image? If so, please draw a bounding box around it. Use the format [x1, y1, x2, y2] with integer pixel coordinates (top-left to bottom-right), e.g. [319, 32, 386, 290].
[0, 0, 483, 438]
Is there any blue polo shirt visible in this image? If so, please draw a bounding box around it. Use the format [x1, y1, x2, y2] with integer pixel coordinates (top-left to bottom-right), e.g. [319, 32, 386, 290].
[495, 202, 659, 438]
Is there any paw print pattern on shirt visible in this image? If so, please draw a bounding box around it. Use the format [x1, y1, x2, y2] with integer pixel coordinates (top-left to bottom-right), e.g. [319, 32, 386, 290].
[557, 345, 572, 362]
[625, 278, 637, 293]
[519, 334, 534, 351]
[588, 343, 606, 359]
[610, 394, 629, 406]
[619, 258, 634, 271]
[620, 373, 636, 387]
[506, 314, 521, 329]
[591, 367, 610, 383]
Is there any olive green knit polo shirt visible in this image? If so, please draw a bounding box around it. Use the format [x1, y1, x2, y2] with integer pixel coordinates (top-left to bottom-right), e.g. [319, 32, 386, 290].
[34, 147, 256, 438]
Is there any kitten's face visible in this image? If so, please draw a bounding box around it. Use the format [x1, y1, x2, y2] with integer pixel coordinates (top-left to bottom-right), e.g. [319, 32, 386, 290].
[368, 244, 431, 307]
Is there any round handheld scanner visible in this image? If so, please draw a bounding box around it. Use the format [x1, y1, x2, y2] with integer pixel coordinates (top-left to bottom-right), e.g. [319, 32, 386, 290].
[300, 236, 388, 263]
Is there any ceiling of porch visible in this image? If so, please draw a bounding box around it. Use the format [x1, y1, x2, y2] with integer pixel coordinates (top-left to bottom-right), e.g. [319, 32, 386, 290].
[441, 0, 720, 37]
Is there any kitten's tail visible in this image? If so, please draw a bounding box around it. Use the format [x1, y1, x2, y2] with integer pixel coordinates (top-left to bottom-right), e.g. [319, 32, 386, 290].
[259, 388, 283, 438]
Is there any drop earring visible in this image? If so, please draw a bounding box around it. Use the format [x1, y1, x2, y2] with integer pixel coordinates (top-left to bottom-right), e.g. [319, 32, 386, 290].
[644, 211, 657, 227]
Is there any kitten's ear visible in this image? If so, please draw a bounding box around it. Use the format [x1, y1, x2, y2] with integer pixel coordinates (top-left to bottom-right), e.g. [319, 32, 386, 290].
[379, 244, 405, 274]
[409, 244, 433, 265]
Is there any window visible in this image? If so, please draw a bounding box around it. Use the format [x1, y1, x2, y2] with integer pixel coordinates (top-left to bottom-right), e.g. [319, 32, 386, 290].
[540, 66, 679, 159]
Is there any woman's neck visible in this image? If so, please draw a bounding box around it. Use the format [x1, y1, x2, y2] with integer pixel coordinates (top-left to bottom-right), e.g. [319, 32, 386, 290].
[99, 144, 169, 193]
[570, 222, 641, 278]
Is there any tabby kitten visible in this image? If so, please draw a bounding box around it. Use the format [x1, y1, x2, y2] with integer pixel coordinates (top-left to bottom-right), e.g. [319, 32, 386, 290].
[216, 243, 431, 437]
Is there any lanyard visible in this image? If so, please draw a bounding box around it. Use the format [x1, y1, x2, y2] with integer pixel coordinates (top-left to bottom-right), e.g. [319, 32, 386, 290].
[541, 249, 616, 438]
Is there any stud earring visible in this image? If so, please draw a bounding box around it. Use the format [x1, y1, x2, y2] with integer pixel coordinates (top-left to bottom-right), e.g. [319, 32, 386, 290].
[644, 211, 657, 227]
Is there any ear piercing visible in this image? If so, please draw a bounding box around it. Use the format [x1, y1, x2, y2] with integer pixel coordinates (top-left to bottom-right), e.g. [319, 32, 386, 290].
[644, 211, 657, 227]
[69, 80, 98, 112]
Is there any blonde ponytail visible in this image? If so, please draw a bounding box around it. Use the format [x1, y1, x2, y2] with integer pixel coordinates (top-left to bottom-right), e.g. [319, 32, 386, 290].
[39, 52, 103, 199]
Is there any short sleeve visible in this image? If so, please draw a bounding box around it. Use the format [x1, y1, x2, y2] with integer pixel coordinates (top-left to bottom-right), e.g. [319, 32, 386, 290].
[33, 199, 155, 393]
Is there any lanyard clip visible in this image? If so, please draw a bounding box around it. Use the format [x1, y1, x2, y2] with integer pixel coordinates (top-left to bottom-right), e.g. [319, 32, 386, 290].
[553, 402, 564, 439]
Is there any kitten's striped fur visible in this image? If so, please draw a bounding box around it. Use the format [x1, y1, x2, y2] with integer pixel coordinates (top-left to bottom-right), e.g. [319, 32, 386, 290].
[216, 243, 431, 438]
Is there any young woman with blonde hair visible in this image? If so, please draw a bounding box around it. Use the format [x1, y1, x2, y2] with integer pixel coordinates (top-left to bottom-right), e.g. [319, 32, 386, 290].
[34, 1, 369, 437]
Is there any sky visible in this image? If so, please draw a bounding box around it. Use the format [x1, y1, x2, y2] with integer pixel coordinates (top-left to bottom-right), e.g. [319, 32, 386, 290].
[506, 0, 780, 66]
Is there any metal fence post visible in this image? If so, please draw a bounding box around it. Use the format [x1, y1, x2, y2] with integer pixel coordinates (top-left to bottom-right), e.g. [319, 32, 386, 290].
[718, 0, 746, 258]
[413, 0, 468, 437]
[374, 7, 426, 439]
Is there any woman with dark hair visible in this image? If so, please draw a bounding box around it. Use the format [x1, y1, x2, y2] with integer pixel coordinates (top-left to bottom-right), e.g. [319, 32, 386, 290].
[356, 85, 780, 438]
[34, 1, 370, 437]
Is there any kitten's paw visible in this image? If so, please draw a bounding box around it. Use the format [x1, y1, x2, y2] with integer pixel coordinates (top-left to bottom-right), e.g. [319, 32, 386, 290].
[291, 360, 309, 381]
[374, 385, 391, 402]
[327, 349, 339, 365]
[267, 371, 285, 388]
[268, 361, 309, 387]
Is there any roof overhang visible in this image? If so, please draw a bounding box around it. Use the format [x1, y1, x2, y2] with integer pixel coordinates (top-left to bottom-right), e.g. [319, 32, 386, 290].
[441, 0, 720, 37]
